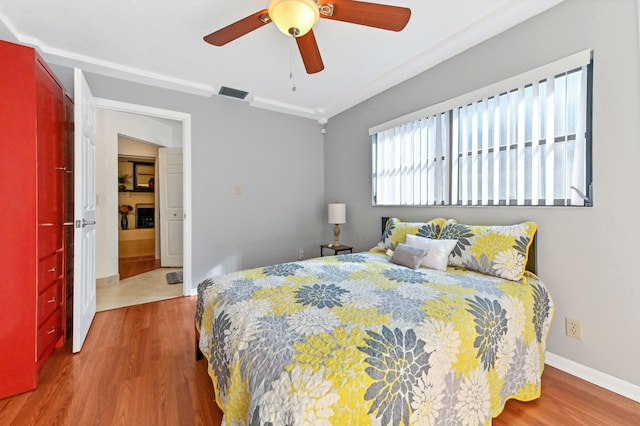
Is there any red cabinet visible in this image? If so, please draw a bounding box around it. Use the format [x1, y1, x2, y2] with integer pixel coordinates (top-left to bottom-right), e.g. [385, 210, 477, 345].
[63, 95, 75, 338]
[0, 40, 71, 399]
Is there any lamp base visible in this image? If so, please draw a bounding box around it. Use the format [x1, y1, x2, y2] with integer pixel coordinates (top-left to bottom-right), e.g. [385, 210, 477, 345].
[332, 223, 341, 247]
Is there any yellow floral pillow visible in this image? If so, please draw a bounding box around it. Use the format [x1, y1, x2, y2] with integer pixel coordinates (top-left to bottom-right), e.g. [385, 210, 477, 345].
[440, 221, 537, 281]
[373, 217, 447, 252]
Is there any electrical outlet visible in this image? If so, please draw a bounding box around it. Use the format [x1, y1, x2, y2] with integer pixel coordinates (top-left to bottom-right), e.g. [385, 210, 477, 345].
[297, 249, 305, 260]
[565, 317, 582, 339]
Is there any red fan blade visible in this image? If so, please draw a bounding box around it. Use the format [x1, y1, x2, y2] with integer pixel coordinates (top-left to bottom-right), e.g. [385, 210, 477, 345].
[296, 30, 325, 74]
[204, 10, 270, 46]
[320, 0, 411, 31]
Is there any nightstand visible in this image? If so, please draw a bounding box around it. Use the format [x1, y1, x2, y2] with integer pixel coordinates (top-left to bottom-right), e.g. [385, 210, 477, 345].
[320, 244, 353, 256]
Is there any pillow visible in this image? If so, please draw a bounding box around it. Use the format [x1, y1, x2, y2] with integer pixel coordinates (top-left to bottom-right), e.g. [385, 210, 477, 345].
[373, 217, 447, 252]
[390, 244, 430, 270]
[440, 221, 537, 281]
[405, 234, 458, 271]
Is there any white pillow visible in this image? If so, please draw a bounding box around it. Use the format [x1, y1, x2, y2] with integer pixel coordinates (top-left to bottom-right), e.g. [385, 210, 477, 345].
[405, 234, 458, 271]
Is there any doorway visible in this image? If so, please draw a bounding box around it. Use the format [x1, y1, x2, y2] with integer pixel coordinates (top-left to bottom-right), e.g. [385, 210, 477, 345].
[92, 98, 192, 307]
[71, 70, 191, 352]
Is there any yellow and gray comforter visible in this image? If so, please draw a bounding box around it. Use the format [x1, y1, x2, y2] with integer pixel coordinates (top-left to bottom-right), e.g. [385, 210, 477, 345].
[196, 251, 553, 425]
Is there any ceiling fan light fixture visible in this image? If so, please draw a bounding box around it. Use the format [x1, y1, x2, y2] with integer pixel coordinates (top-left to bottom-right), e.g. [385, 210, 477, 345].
[268, 0, 319, 37]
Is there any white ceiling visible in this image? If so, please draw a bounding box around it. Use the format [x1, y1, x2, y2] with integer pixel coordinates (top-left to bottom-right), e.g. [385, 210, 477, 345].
[0, 0, 563, 122]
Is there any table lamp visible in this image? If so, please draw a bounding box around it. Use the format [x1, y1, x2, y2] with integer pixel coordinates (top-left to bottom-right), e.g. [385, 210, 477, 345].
[328, 203, 346, 247]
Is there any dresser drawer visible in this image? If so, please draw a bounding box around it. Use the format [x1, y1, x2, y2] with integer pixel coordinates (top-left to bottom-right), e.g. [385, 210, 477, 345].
[38, 252, 63, 293]
[37, 308, 62, 361]
[38, 281, 61, 327]
[38, 222, 61, 259]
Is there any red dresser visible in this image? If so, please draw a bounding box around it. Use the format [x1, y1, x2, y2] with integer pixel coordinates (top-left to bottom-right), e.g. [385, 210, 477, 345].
[0, 40, 72, 399]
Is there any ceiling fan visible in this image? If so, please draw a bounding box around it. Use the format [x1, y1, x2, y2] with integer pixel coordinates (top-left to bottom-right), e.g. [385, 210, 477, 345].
[203, 0, 411, 74]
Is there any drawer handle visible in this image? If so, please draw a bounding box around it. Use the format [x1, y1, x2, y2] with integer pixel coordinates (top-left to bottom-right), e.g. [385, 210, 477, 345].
[55, 167, 67, 171]
[48, 268, 56, 272]
[48, 297, 56, 303]
[47, 328, 56, 335]
[40, 223, 54, 227]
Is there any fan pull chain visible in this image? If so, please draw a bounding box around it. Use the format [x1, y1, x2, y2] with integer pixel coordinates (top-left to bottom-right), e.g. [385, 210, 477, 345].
[290, 40, 297, 92]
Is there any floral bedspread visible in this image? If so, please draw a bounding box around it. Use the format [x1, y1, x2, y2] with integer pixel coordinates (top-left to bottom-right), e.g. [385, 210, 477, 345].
[196, 251, 553, 426]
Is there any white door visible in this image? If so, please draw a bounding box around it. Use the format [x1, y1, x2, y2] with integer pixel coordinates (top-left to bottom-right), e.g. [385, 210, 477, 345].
[72, 69, 97, 353]
[159, 148, 183, 267]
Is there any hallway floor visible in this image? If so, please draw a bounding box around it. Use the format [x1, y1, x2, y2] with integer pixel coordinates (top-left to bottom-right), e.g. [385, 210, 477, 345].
[118, 255, 162, 280]
[97, 266, 183, 312]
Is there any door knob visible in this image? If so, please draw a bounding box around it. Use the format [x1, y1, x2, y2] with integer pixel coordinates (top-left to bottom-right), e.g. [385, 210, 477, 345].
[75, 219, 96, 228]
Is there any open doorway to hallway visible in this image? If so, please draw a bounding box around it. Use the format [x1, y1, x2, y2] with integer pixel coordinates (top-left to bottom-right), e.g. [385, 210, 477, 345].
[95, 108, 186, 312]
[70, 78, 192, 351]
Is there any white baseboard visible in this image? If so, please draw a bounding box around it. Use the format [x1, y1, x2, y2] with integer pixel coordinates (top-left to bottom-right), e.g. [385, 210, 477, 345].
[546, 351, 640, 403]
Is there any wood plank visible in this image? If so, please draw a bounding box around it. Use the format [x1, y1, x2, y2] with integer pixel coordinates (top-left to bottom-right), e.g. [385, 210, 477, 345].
[1, 296, 638, 425]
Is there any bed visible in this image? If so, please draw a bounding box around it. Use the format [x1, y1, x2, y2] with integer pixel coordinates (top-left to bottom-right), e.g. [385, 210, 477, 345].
[195, 217, 553, 425]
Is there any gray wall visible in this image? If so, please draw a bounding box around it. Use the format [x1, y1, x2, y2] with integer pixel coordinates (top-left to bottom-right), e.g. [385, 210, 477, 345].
[75, 72, 326, 286]
[325, 0, 640, 387]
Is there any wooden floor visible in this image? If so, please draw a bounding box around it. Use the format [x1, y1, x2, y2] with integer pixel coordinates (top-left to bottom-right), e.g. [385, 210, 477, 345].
[1, 297, 638, 425]
[0, 297, 221, 426]
[495, 367, 639, 425]
[118, 255, 162, 280]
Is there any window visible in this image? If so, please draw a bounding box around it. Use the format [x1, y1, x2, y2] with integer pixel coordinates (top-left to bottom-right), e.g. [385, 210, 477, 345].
[371, 50, 593, 207]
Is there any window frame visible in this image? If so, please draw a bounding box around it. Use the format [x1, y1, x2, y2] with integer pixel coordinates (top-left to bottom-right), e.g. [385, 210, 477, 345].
[370, 50, 593, 208]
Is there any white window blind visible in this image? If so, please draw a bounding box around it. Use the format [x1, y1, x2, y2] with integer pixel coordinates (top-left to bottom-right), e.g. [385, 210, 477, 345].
[372, 114, 449, 205]
[371, 50, 592, 207]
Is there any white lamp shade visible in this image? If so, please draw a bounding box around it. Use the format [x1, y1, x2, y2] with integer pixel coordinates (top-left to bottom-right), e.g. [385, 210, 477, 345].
[268, 0, 319, 37]
[328, 203, 346, 224]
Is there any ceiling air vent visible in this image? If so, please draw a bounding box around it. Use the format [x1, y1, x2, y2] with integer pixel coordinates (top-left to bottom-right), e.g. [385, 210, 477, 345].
[218, 86, 249, 100]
